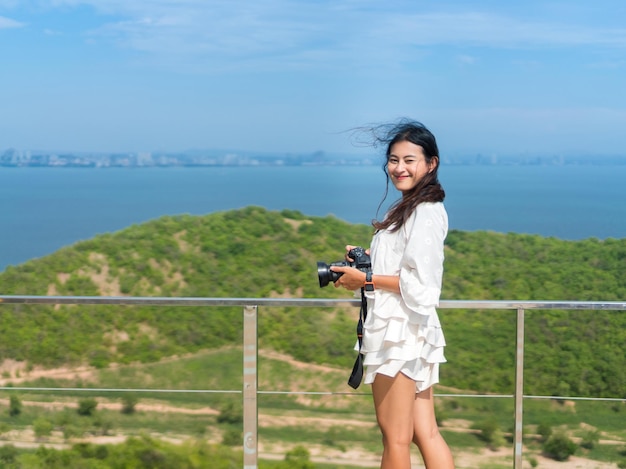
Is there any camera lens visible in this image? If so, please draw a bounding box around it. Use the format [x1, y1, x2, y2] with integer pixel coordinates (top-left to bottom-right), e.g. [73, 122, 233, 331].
[317, 261, 344, 287]
[317, 262, 332, 287]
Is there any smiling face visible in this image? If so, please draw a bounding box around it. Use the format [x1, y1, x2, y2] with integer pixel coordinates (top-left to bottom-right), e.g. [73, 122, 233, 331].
[387, 140, 437, 194]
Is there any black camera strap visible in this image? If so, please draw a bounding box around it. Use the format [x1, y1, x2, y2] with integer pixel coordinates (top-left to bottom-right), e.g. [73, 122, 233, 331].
[347, 287, 368, 389]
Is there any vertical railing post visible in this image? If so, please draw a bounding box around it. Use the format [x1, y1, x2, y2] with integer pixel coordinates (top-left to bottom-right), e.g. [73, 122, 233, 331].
[513, 307, 525, 469]
[243, 305, 258, 469]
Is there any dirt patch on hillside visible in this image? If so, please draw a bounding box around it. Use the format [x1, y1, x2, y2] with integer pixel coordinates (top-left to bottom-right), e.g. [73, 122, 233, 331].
[259, 350, 343, 374]
[0, 360, 97, 385]
[283, 218, 313, 230]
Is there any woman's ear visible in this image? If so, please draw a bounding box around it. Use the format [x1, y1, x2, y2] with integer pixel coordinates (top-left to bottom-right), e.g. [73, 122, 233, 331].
[428, 156, 439, 173]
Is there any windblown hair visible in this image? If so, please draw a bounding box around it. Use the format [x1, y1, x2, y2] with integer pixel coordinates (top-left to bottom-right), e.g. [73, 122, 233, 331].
[363, 119, 445, 232]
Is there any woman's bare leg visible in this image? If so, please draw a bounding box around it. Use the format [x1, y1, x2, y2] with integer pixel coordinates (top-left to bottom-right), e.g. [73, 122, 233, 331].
[412, 387, 455, 468]
[371, 373, 417, 469]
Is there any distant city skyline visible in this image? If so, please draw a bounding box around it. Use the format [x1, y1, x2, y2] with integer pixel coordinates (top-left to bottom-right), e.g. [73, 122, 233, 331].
[1, 1, 626, 157]
[3, 147, 624, 168]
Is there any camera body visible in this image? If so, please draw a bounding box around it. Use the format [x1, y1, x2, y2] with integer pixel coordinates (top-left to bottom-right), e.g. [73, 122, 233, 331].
[317, 246, 371, 288]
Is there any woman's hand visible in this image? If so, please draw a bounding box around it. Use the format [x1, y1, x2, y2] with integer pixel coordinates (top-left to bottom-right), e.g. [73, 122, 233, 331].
[344, 244, 370, 261]
[331, 265, 367, 290]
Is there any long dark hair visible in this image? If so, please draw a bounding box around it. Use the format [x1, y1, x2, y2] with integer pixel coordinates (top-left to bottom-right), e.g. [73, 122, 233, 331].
[367, 119, 445, 232]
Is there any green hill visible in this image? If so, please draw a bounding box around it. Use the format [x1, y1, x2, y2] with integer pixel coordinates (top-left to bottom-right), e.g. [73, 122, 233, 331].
[0, 206, 624, 398]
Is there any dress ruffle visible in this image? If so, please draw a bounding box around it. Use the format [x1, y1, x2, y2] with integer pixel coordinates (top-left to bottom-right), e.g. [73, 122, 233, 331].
[361, 296, 447, 392]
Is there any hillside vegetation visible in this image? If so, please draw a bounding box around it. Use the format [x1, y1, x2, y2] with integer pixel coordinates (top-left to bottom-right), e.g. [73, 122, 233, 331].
[0, 206, 624, 398]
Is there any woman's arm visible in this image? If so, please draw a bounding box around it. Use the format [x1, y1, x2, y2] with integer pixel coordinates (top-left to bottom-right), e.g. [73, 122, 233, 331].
[330, 266, 400, 293]
[398, 203, 448, 311]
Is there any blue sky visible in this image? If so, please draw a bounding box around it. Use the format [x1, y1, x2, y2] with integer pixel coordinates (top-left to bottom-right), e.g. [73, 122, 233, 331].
[1, 0, 626, 156]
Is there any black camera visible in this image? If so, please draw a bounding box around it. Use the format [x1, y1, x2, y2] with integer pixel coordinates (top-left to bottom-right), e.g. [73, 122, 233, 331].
[317, 246, 371, 288]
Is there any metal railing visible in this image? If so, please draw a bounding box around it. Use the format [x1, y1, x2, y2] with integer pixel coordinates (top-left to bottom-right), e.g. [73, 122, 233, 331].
[0, 295, 625, 469]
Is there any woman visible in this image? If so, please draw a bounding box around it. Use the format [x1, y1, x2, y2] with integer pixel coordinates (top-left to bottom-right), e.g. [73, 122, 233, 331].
[331, 120, 455, 469]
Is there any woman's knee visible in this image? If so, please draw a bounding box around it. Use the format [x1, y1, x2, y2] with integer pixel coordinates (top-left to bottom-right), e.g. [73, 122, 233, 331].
[382, 429, 414, 449]
[378, 418, 414, 447]
[413, 423, 442, 447]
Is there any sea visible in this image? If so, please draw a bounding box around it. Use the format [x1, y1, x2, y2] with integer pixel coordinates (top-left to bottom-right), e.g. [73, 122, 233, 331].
[1, 164, 625, 273]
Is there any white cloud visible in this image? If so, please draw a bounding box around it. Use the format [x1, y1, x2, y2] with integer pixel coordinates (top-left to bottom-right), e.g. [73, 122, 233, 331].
[67, 0, 366, 73]
[16, 2, 626, 71]
[379, 12, 626, 49]
[0, 15, 23, 28]
[9, 0, 626, 72]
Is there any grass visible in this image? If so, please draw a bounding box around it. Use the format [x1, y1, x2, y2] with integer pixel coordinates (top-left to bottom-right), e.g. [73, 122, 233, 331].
[1, 347, 624, 468]
[469, 464, 512, 469]
[584, 444, 626, 465]
[440, 429, 483, 449]
[260, 461, 366, 469]
[524, 398, 626, 433]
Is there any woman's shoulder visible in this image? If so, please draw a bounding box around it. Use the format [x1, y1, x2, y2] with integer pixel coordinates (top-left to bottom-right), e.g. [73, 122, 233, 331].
[405, 202, 448, 232]
[413, 201, 447, 218]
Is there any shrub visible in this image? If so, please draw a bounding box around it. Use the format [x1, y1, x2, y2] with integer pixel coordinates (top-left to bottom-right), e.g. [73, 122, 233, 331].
[473, 419, 506, 449]
[536, 422, 552, 442]
[279, 445, 315, 469]
[63, 424, 83, 440]
[74, 443, 109, 460]
[580, 429, 600, 450]
[8, 395, 21, 417]
[120, 395, 138, 414]
[33, 418, 54, 438]
[543, 431, 577, 461]
[286, 445, 311, 461]
[217, 400, 242, 424]
[221, 428, 241, 446]
[93, 414, 113, 436]
[77, 397, 98, 416]
[88, 348, 112, 369]
[0, 445, 19, 464]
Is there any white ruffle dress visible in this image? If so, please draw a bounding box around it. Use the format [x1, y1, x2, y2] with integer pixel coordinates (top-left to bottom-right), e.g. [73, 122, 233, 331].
[361, 202, 448, 393]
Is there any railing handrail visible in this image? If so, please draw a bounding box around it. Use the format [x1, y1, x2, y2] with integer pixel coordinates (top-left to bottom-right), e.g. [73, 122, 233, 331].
[0, 295, 624, 469]
[1, 295, 625, 310]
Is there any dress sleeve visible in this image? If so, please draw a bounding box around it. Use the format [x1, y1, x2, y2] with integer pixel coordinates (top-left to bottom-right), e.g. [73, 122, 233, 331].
[398, 203, 448, 315]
